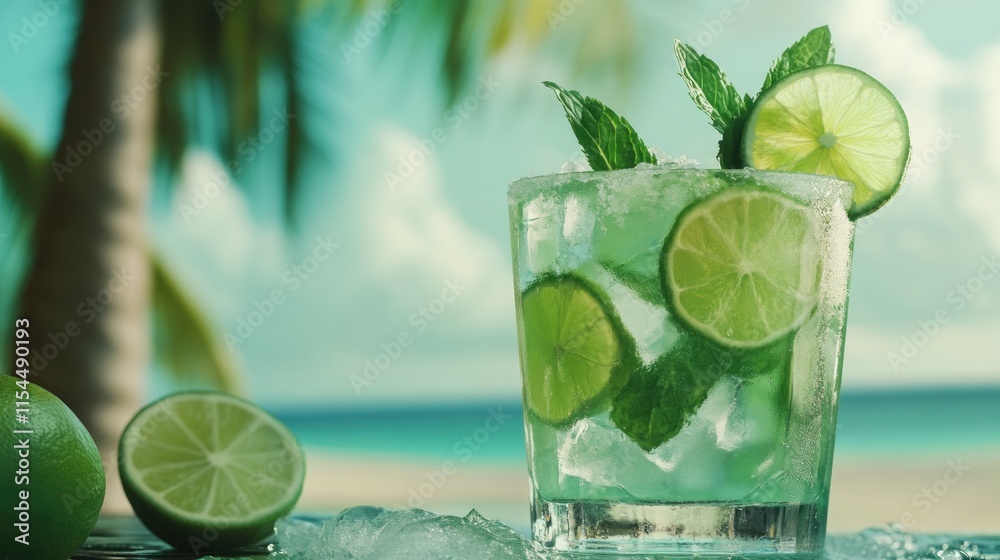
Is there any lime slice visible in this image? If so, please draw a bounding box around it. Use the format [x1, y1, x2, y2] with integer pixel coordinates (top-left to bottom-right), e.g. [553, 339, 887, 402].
[119, 392, 305, 552]
[519, 275, 633, 426]
[743, 64, 909, 219]
[661, 189, 821, 348]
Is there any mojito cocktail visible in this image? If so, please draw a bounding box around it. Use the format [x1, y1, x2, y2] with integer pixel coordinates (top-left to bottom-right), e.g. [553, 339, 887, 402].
[509, 168, 855, 556]
[508, 22, 909, 557]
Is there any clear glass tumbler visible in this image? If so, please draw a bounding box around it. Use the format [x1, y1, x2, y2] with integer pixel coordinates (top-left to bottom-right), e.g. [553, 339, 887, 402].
[508, 167, 855, 557]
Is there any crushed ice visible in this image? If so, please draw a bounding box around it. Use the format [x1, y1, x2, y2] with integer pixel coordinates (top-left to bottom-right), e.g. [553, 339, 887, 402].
[203, 514, 1000, 559]
[269, 507, 542, 559]
[824, 525, 997, 560]
[559, 147, 699, 173]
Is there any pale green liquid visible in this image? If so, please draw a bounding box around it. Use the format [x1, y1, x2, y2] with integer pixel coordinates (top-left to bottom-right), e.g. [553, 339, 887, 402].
[508, 168, 855, 556]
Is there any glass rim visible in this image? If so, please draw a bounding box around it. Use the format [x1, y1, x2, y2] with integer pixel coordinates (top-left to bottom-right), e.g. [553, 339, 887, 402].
[507, 166, 856, 204]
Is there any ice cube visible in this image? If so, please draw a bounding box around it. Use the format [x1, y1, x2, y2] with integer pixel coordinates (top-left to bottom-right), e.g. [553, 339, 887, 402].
[329, 506, 393, 557]
[824, 525, 989, 560]
[273, 509, 539, 560]
[366, 510, 541, 560]
[523, 194, 562, 275]
[643, 377, 736, 500]
[555, 415, 662, 500]
[717, 372, 788, 482]
[574, 263, 680, 363]
[559, 153, 591, 173]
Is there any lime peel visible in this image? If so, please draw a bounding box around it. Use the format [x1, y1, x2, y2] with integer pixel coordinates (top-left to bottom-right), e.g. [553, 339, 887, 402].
[743, 64, 910, 219]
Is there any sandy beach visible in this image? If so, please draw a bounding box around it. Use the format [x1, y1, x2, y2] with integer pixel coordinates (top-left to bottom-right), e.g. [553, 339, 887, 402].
[297, 451, 1000, 534]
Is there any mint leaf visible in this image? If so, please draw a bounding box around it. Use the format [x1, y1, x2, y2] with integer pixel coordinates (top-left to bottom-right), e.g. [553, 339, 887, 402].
[761, 25, 835, 93]
[673, 39, 746, 136]
[673, 40, 748, 168]
[610, 337, 727, 452]
[543, 81, 656, 171]
[609, 335, 794, 451]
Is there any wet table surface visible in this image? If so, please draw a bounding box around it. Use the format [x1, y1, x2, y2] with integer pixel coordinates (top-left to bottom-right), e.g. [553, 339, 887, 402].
[74, 516, 1000, 559]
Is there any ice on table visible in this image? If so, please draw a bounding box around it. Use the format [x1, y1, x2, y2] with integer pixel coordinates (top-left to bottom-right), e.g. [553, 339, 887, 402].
[824, 526, 999, 559]
[200, 523, 1000, 560]
[271, 507, 541, 560]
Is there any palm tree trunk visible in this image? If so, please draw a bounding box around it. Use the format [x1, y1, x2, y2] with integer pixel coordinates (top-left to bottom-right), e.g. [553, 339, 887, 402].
[18, 0, 161, 513]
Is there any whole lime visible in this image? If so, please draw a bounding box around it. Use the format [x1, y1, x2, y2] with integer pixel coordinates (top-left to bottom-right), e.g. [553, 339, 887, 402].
[0, 375, 106, 560]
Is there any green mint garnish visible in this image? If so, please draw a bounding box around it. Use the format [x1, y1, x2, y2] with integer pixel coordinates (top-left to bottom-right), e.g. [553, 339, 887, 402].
[674, 27, 837, 169]
[760, 25, 835, 92]
[610, 335, 793, 451]
[673, 39, 746, 136]
[544, 81, 656, 171]
[610, 338, 724, 452]
[673, 39, 750, 169]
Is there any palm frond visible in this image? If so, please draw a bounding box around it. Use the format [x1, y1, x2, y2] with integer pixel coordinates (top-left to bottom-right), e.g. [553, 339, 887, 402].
[353, 0, 637, 102]
[151, 252, 243, 393]
[0, 111, 45, 213]
[0, 110, 46, 367]
[158, 0, 315, 222]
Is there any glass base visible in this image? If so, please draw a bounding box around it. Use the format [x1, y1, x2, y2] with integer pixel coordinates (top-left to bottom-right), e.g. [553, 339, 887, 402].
[532, 498, 826, 558]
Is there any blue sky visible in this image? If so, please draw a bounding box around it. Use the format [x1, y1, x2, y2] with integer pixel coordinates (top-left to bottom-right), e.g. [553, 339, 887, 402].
[1, 0, 998, 407]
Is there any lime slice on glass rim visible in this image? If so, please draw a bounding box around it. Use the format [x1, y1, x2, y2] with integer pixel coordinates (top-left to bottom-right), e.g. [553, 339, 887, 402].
[519, 274, 635, 426]
[660, 189, 822, 349]
[742, 64, 909, 219]
[119, 391, 305, 552]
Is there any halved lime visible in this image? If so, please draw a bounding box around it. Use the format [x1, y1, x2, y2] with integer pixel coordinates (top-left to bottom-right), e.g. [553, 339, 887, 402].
[119, 392, 305, 552]
[661, 189, 821, 348]
[743, 64, 909, 219]
[519, 275, 633, 426]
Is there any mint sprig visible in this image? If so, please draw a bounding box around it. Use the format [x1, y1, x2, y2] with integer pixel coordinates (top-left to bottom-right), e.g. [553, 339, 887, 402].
[674, 27, 836, 169]
[761, 25, 835, 92]
[543, 81, 656, 171]
[673, 39, 747, 137]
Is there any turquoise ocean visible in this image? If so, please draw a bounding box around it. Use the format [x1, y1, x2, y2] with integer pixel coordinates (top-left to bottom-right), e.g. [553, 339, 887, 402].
[274, 386, 1000, 466]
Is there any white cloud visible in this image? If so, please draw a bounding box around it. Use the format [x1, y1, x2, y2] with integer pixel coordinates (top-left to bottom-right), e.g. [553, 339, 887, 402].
[832, 0, 964, 194]
[844, 323, 1000, 388]
[353, 124, 513, 329]
[157, 150, 286, 317]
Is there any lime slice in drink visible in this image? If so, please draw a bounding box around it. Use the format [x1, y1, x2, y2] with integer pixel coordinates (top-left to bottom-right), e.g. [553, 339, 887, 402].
[743, 64, 909, 219]
[119, 391, 305, 552]
[519, 275, 633, 426]
[661, 189, 821, 348]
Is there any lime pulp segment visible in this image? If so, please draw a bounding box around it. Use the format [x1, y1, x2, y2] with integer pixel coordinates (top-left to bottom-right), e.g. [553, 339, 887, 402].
[520, 275, 628, 425]
[743, 64, 909, 219]
[119, 392, 305, 550]
[661, 189, 822, 348]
